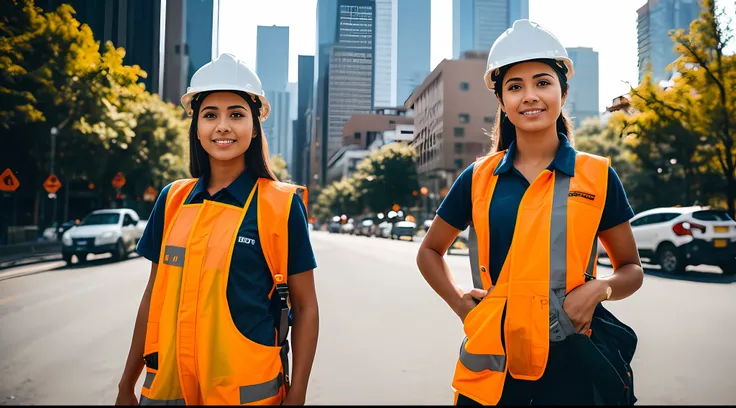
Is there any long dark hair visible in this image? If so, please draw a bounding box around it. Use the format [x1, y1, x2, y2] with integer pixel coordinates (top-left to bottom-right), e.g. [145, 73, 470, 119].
[489, 58, 574, 153]
[188, 90, 278, 180]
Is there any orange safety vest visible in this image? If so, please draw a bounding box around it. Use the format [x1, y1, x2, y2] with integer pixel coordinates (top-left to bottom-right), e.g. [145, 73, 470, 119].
[140, 177, 307, 406]
[453, 149, 610, 405]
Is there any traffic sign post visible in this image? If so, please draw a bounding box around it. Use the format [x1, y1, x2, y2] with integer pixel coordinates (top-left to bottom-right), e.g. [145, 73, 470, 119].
[112, 172, 126, 189]
[43, 174, 62, 194]
[0, 168, 20, 192]
[143, 186, 158, 202]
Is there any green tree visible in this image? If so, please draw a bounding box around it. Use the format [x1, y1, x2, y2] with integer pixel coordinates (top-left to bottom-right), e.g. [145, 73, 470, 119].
[312, 177, 362, 222]
[1, 0, 189, 223]
[353, 143, 419, 214]
[623, 0, 735, 215]
[270, 154, 291, 182]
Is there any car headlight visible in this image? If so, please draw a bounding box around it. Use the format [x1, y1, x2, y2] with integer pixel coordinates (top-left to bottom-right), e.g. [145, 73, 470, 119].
[62, 233, 72, 246]
[101, 231, 116, 239]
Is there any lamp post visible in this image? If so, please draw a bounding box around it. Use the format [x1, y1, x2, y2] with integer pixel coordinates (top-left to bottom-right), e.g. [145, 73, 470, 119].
[50, 126, 58, 227]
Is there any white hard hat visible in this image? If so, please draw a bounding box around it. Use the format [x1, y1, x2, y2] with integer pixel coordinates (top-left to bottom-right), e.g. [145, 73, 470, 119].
[181, 53, 271, 120]
[484, 19, 574, 90]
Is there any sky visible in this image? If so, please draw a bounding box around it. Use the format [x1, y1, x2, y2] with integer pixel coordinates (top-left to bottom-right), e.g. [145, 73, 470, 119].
[217, 0, 735, 113]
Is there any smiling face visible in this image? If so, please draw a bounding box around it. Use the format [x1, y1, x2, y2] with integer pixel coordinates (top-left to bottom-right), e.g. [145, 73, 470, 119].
[196, 91, 257, 165]
[497, 61, 567, 134]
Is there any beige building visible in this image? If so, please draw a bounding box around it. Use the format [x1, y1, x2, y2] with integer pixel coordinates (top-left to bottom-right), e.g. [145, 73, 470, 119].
[325, 108, 414, 184]
[404, 51, 498, 203]
[341, 108, 413, 149]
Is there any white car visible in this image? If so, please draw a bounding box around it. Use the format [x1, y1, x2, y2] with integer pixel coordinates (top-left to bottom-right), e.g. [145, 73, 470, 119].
[61, 209, 145, 264]
[629, 206, 736, 274]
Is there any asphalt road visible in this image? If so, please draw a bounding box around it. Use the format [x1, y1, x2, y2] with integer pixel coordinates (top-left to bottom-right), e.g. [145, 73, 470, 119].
[0, 231, 734, 405]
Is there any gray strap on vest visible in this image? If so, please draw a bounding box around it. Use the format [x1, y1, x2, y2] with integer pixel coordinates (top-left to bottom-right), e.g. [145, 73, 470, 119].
[467, 225, 484, 290]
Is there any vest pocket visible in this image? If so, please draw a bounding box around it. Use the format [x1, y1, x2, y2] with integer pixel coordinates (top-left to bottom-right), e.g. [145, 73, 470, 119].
[506, 282, 549, 380]
[452, 296, 508, 405]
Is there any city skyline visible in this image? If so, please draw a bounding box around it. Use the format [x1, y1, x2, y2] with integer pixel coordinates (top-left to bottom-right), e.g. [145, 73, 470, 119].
[218, 0, 735, 113]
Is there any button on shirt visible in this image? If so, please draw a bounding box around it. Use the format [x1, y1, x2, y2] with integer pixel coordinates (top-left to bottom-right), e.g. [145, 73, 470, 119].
[136, 170, 316, 346]
[437, 133, 635, 285]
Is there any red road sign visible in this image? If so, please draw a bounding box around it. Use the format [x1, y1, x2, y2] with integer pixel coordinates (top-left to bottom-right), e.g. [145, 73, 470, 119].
[43, 174, 62, 194]
[112, 172, 126, 189]
[0, 168, 19, 192]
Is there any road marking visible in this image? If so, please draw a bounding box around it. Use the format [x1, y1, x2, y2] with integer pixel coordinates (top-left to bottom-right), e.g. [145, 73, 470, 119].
[0, 295, 16, 304]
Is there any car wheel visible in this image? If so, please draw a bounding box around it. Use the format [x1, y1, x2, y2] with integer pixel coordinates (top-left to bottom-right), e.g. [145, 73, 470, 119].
[112, 239, 127, 262]
[718, 261, 735, 275]
[63, 253, 73, 265]
[657, 243, 685, 274]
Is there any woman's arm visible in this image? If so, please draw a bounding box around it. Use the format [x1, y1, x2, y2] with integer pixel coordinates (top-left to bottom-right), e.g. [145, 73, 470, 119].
[416, 216, 487, 322]
[283, 271, 319, 405]
[563, 221, 644, 333]
[116, 263, 158, 404]
[598, 220, 644, 301]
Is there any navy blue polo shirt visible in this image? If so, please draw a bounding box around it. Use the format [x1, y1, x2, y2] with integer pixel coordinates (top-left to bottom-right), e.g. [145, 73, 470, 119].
[136, 170, 317, 346]
[437, 133, 634, 284]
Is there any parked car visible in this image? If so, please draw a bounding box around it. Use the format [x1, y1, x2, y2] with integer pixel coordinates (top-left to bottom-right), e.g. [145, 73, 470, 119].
[61, 208, 145, 264]
[629, 206, 736, 274]
[374, 221, 392, 238]
[391, 221, 416, 241]
[340, 219, 355, 235]
[355, 218, 375, 237]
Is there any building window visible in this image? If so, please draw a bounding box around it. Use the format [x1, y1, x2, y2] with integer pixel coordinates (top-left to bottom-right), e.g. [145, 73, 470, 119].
[459, 113, 470, 124]
[354, 132, 361, 139]
[454, 143, 463, 154]
[484, 116, 494, 124]
[460, 82, 469, 91]
[455, 159, 464, 169]
[454, 127, 464, 137]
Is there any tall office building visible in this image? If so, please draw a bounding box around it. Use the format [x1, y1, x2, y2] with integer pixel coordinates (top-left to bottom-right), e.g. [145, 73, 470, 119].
[294, 55, 315, 185]
[257, 25, 291, 164]
[637, 0, 700, 83]
[265, 90, 292, 163]
[374, 0, 395, 108]
[311, 0, 375, 189]
[256, 25, 290, 91]
[565, 47, 600, 127]
[187, 0, 219, 85]
[39, 0, 166, 95]
[396, 0, 431, 105]
[453, 0, 528, 59]
[161, 0, 220, 103]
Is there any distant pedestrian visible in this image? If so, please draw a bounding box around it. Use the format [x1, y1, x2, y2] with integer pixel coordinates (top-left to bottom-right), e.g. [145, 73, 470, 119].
[416, 20, 643, 406]
[115, 53, 319, 406]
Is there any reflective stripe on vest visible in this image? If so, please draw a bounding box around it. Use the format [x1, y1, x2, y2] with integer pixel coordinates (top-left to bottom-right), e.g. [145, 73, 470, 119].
[142, 178, 304, 405]
[452, 150, 609, 405]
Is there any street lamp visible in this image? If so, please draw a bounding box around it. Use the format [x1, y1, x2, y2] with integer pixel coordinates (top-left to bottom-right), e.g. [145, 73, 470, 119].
[49, 127, 59, 226]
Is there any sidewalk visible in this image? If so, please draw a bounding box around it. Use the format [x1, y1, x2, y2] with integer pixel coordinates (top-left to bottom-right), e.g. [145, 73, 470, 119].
[0, 241, 62, 270]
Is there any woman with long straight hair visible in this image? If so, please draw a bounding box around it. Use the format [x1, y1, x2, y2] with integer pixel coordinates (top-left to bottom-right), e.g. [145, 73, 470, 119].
[416, 20, 643, 405]
[115, 53, 319, 406]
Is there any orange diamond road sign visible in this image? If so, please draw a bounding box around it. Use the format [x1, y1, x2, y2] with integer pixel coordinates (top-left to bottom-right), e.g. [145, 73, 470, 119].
[143, 186, 158, 202]
[43, 174, 62, 194]
[0, 168, 20, 192]
[112, 172, 126, 189]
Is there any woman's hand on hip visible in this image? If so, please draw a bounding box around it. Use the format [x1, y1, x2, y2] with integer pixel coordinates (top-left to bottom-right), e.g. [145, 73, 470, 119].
[454, 288, 488, 323]
[562, 279, 610, 333]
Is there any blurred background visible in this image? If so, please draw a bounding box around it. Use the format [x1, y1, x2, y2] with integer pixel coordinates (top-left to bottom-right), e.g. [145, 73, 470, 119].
[0, 0, 734, 405]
